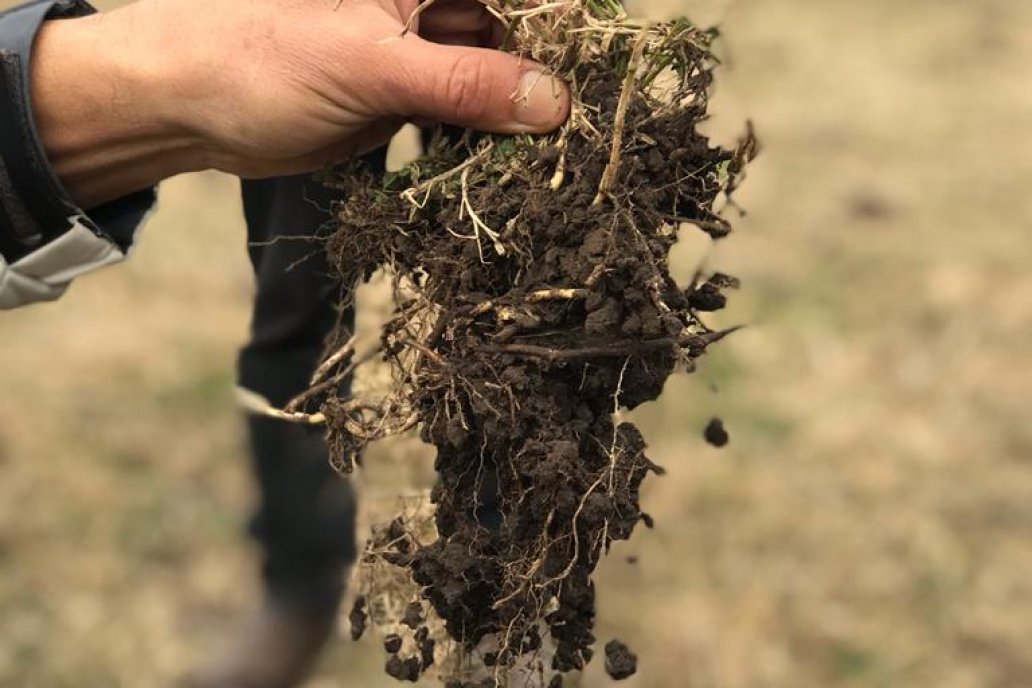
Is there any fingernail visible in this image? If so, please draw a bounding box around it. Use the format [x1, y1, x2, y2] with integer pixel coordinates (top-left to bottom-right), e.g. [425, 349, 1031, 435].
[512, 70, 568, 131]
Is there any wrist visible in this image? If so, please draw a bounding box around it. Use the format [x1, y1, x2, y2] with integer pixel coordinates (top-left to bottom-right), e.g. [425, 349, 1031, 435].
[31, 11, 208, 208]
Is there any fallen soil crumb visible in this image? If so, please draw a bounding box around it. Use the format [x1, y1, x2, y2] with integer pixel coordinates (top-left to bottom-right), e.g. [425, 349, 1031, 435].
[604, 639, 639, 680]
[704, 417, 730, 447]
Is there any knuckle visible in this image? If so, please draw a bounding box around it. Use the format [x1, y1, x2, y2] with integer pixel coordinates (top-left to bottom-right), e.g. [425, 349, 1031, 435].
[440, 53, 494, 123]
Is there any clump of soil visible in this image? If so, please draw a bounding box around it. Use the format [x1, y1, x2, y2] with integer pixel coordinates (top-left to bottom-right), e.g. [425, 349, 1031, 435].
[298, 1, 755, 684]
[348, 595, 367, 641]
[704, 416, 730, 447]
[604, 639, 638, 680]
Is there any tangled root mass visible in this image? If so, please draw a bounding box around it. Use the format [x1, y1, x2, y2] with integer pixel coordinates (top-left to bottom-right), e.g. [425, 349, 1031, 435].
[307, 2, 755, 683]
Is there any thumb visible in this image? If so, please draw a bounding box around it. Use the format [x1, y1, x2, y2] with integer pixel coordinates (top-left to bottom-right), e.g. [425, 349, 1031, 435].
[391, 39, 570, 134]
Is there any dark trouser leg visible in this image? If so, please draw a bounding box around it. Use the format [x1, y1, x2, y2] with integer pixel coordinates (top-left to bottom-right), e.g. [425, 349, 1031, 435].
[185, 167, 392, 688]
[238, 167, 378, 601]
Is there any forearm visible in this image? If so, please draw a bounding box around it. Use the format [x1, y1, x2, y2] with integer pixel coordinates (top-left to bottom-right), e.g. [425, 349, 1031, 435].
[30, 11, 205, 210]
[0, 0, 159, 310]
[27, 0, 570, 210]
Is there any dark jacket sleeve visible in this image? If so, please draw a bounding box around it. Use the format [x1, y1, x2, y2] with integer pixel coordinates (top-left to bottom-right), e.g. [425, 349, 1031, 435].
[0, 0, 156, 309]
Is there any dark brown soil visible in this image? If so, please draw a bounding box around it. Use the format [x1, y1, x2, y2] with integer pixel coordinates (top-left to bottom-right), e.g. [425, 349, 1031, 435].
[384, 634, 403, 654]
[704, 417, 730, 447]
[348, 595, 367, 641]
[313, 13, 754, 685]
[604, 639, 638, 680]
[386, 654, 423, 682]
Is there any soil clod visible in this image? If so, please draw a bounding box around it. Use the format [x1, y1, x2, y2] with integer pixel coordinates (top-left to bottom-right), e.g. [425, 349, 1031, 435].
[704, 417, 730, 447]
[402, 601, 424, 630]
[604, 639, 639, 680]
[384, 634, 403, 654]
[348, 596, 367, 641]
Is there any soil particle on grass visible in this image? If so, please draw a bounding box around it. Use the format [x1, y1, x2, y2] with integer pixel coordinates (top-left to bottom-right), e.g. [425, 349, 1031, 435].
[604, 639, 639, 680]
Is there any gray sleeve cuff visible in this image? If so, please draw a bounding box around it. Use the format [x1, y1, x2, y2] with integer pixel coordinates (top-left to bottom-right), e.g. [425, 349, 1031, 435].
[0, 0, 156, 309]
[0, 192, 155, 308]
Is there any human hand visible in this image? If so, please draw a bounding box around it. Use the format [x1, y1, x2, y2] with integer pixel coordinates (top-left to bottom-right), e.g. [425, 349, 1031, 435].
[31, 0, 571, 208]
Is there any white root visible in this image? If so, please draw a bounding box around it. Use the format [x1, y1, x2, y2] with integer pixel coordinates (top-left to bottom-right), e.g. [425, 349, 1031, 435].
[459, 167, 507, 261]
[235, 387, 327, 425]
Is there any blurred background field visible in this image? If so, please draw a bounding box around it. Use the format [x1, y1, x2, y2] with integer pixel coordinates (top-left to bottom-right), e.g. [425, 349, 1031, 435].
[1, 0, 1031, 686]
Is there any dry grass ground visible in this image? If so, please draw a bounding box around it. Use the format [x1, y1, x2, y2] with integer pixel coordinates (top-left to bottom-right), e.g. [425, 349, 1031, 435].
[1, 0, 1030, 686]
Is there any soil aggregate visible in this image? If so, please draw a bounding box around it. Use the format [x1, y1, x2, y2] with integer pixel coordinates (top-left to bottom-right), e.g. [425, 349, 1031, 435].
[384, 634, 404, 654]
[704, 417, 730, 447]
[604, 639, 638, 680]
[348, 595, 368, 641]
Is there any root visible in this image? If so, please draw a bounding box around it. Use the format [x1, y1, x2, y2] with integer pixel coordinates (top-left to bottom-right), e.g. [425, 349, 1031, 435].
[235, 387, 326, 425]
[594, 25, 650, 205]
[310, 334, 357, 385]
[286, 345, 382, 413]
[459, 167, 506, 260]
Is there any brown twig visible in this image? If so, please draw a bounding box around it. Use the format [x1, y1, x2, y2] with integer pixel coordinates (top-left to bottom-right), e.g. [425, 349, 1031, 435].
[682, 325, 744, 354]
[488, 338, 676, 362]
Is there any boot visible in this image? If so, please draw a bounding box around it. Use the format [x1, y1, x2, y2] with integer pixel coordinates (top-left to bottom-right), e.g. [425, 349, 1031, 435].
[181, 571, 345, 688]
